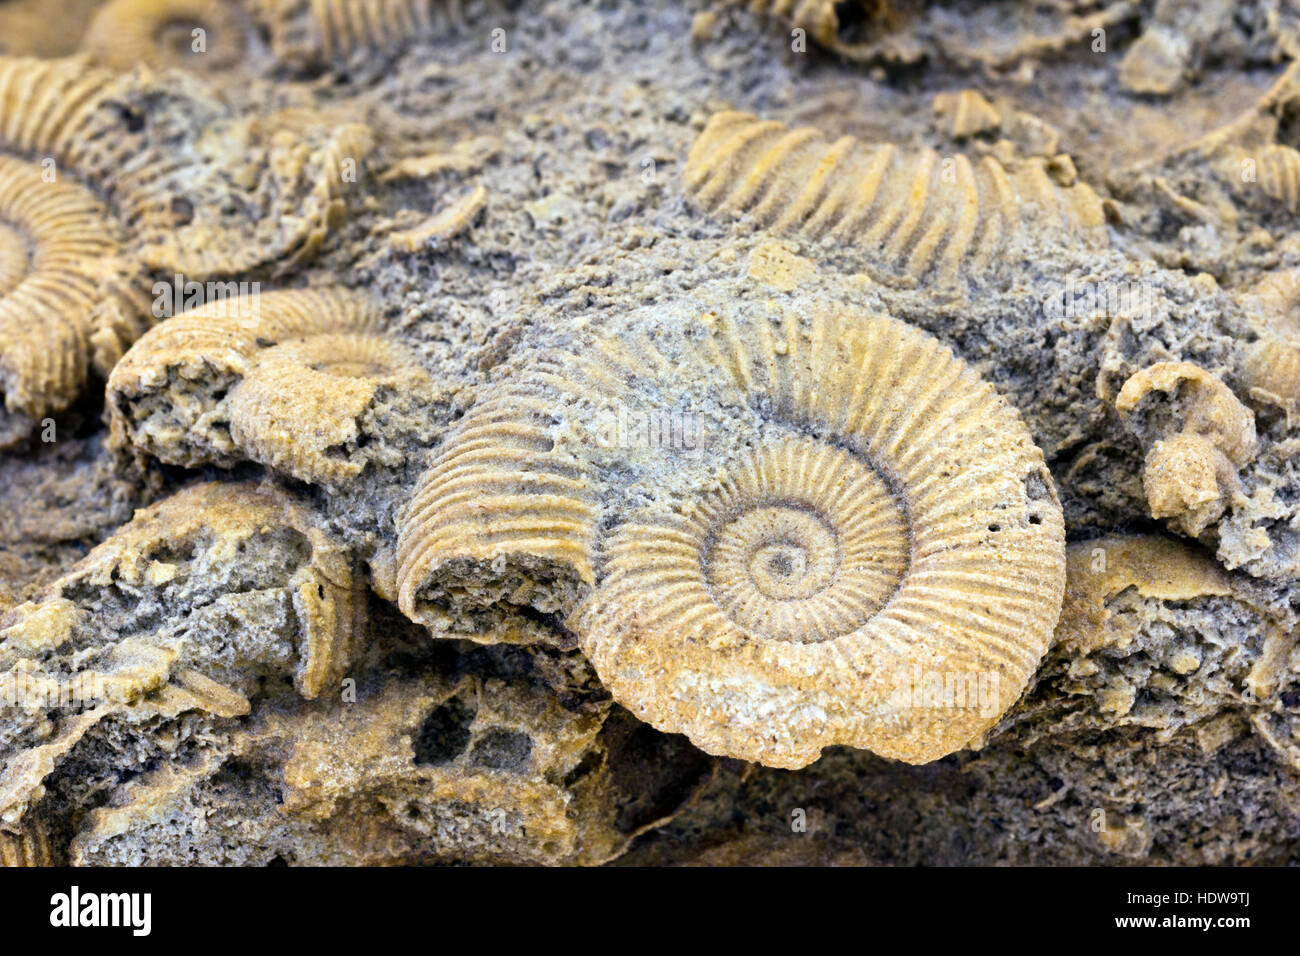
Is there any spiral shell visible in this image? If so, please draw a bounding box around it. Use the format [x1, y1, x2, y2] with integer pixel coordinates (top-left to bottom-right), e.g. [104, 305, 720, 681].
[107, 288, 431, 486]
[684, 111, 1107, 286]
[398, 292, 1066, 767]
[0, 153, 146, 447]
[81, 0, 250, 72]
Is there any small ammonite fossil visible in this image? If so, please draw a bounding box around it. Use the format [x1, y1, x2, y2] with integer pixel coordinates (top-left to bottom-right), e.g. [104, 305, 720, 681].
[684, 111, 1107, 287]
[107, 287, 435, 487]
[80, 0, 252, 73]
[397, 289, 1067, 768]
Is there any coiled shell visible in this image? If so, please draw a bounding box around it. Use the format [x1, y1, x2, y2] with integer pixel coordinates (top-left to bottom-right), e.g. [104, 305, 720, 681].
[397, 291, 1066, 767]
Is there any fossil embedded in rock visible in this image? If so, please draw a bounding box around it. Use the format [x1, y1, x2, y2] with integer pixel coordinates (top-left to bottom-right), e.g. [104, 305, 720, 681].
[108, 287, 436, 486]
[684, 111, 1107, 286]
[1115, 362, 1257, 537]
[0, 480, 361, 825]
[81, 0, 251, 72]
[399, 293, 1066, 768]
[68, 673, 712, 866]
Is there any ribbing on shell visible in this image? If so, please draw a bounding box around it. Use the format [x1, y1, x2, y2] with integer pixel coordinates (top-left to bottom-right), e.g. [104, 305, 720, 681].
[1239, 268, 1300, 423]
[398, 297, 1066, 768]
[107, 288, 425, 486]
[80, 0, 250, 72]
[253, 0, 492, 68]
[1115, 362, 1257, 537]
[1256, 143, 1300, 211]
[683, 111, 1107, 286]
[0, 153, 148, 447]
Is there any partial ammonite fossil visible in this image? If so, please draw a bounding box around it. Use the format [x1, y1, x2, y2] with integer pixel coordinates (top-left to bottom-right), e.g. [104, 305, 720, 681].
[397, 290, 1067, 767]
[1115, 362, 1257, 537]
[0, 154, 148, 447]
[0, 816, 51, 866]
[0, 59, 157, 447]
[1240, 268, 1300, 424]
[107, 287, 435, 486]
[684, 111, 1107, 287]
[80, 0, 251, 72]
[252, 0, 506, 68]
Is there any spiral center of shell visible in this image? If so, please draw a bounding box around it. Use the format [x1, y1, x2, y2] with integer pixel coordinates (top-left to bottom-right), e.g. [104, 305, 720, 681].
[701, 439, 910, 644]
[0, 222, 29, 297]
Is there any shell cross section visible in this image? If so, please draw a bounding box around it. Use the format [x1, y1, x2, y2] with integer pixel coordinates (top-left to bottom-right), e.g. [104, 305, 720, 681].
[397, 300, 1067, 769]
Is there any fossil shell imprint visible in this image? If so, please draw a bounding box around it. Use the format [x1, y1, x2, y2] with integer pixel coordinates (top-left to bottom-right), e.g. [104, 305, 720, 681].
[107, 287, 428, 485]
[81, 0, 250, 72]
[397, 296, 1067, 767]
[684, 111, 1107, 286]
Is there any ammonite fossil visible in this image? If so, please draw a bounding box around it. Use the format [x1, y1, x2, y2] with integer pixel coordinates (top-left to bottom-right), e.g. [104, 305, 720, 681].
[107, 287, 435, 486]
[684, 111, 1107, 287]
[0, 154, 147, 447]
[396, 288, 1067, 767]
[81, 0, 251, 72]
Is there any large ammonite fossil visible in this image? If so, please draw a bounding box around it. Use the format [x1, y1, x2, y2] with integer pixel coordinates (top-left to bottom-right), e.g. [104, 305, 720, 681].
[396, 289, 1067, 767]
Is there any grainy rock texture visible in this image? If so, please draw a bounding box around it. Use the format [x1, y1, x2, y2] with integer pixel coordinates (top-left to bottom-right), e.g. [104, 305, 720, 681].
[0, 0, 1298, 865]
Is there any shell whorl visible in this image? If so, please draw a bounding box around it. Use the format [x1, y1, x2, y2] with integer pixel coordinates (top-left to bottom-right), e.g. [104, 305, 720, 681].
[81, 0, 250, 72]
[397, 297, 1066, 767]
[684, 111, 1107, 285]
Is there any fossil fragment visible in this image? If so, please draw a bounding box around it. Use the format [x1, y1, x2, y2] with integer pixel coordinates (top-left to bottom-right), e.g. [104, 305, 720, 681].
[399, 290, 1067, 768]
[68, 673, 712, 865]
[81, 0, 251, 72]
[1115, 362, 1257, 537]
[683, 111, 1107, 287]
[107, 288, 436, 487]
[388, 182, 488, 251]
[0, 481, 362, 824]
